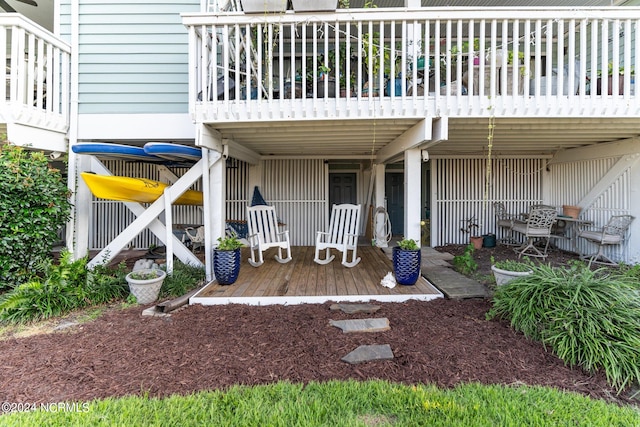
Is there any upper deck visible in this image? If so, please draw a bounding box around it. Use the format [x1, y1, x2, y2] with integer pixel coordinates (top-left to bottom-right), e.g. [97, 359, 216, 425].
[183, 7, 640, 122]
[0, 14, 70, 151]
[181, 7, 640, 158]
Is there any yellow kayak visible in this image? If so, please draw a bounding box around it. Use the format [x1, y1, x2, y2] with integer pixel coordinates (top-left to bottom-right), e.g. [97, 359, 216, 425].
[80, 173, 203, 205]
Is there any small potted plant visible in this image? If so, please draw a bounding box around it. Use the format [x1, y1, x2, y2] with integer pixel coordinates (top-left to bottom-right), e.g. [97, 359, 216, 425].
[392, 238, 421, 286]
[490, 256, 533, 286]
[125, 268, 166, 304]
[213, 234, 244, 285]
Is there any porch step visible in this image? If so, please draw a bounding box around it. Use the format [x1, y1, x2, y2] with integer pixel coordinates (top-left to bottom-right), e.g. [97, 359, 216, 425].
[421, 266, 488, 299]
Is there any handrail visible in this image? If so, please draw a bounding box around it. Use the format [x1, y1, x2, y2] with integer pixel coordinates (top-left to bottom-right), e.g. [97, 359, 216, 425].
[0, 14, 71, 127]
[183, 7, 640, 120]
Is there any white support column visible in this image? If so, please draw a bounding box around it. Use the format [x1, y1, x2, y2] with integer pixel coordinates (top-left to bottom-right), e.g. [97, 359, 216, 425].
[404, 149, 422, 245]
[164, 187, 174, 275]
[373, 163, 388, 247]
[68, 151, 91, 259]
[374, 163, 386, 209]
[248, 161, 262, 195]
[202, 146, 226, 282]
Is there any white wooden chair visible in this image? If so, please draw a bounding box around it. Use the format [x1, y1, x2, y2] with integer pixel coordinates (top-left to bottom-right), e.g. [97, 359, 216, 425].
[246, 205, 292, 267]
[578, 215, 635, 266]
[184, 226, 205, 252]
[314, 203, 361, 268]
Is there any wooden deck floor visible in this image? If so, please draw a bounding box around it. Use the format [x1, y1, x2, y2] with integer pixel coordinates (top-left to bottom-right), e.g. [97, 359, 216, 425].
[190, 245, 443, 306]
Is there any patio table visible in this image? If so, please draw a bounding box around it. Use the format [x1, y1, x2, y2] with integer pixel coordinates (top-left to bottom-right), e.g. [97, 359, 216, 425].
[549, 215, 593, 254]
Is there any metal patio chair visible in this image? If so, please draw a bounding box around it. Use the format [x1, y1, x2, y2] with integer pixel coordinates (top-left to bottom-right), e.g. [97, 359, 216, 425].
[577, 214, 635, 266]
[511, 206, 557, 259]
[493, 202, 525, 246]
[314, 203, 361, 268]
[246, 205, 292, 267]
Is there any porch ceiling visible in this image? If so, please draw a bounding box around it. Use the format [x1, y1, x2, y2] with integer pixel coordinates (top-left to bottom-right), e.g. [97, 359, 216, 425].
[211, 117, 640, 160]
[214, 118, 421, 158]
[437, 117, 640, 156]
[350, 1, 629, 6]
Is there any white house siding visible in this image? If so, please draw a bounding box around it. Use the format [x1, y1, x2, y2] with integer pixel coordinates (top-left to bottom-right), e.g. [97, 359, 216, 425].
[60, 0, 199, 115]
[430, 157, 546, 246]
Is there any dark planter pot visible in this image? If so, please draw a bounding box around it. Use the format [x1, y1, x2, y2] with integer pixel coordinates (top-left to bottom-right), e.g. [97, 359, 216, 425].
[596, 75, 624, 95]
[213, 248, 241, 285]
[392, 247, 421, 286]
[482, 233, 496, 248]
[316, 78, 336, 98]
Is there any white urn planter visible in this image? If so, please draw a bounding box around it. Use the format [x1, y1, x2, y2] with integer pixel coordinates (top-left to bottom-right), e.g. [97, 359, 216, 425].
[125, 269, 166, 304]
[491, 265, 533, 286]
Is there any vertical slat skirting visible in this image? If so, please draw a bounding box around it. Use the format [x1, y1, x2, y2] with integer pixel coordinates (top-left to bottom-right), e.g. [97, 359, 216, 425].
[225, 158, 249, 223]
[432, 157, 544, 246]
[89, 161, 206, 251]
[547, 157, 631, 261]
[262, 159, 326, 246]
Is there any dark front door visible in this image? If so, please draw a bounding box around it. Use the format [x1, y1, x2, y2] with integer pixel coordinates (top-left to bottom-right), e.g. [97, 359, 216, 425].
[329, 173, 357, 207]
[385, 172, 404, 235]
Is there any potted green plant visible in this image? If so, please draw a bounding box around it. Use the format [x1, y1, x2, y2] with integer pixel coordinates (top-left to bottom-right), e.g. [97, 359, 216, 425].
[328, 44, 356, 97]
[361, 31, 389, 97]
[125, 268, 166, 304]
[392, 238, 421, 285]
[490, 256, 533, 286]
[596, 62, 633, 95]
[213, 234, 244, 285]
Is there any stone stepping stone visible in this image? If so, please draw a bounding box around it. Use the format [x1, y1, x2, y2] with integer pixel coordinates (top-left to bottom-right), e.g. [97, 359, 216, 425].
[341, 344, 394, 364]
[329, 318, 390, 333]
[329, 303, 381, 314]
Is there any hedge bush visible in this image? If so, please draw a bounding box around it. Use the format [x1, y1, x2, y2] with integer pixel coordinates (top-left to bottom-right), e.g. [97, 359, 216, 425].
[0, 144, 71, 289]
[487, 261, 640, 392]
[0, 251, 129, 323]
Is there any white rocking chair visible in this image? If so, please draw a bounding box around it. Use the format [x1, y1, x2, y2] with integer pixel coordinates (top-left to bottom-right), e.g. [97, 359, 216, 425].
[314, 203, 361, 268]
[246, 205, 292, 267]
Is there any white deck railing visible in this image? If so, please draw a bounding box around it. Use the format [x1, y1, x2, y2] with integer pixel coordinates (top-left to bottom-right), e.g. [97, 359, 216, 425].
[0, 14, 71, 132]
[183, 7, 640, 121]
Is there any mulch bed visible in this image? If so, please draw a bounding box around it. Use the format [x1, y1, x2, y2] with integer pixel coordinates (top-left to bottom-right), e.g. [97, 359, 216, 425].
[0, 244, 636, 408]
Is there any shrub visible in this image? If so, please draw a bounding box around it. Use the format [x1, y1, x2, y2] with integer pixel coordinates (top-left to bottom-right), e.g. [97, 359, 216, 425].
[487, 261, 640, 392]
[490, 256, 533, 272]
[452, 244, 478, 275]
[0, 251, 128, 323]
[160, 261, 206, 298]
[0, 144, 71, 289]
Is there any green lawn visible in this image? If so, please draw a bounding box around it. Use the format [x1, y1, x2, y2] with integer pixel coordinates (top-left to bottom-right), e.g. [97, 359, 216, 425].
[2, 380, 638, 426]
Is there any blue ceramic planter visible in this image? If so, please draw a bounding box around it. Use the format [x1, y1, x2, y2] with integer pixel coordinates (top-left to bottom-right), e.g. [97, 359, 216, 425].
[213, 248, 241, 285]
[392, 247, 421, 285]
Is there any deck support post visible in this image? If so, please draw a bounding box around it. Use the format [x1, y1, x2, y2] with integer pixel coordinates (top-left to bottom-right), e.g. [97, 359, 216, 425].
[404, 148, 422, 246]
